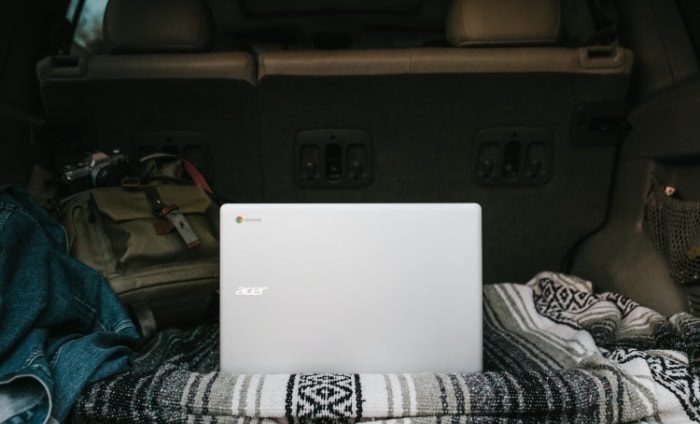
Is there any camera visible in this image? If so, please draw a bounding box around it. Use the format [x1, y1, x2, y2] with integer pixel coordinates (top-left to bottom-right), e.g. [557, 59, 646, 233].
[62, 150, 131, 189]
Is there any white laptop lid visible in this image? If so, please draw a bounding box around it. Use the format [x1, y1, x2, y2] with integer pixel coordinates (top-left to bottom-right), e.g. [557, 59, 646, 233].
[219, 203, 482, 374]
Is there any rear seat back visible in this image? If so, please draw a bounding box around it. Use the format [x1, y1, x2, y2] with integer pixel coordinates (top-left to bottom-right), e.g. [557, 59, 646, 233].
[256, 0, 633, 284]
[37, 0, 262, 202]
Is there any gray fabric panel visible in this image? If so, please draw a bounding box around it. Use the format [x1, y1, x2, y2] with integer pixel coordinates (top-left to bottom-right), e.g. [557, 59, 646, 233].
[257, 71, 629, 284]
[622, 76, 700, 160]
[571, 76, 700, 315]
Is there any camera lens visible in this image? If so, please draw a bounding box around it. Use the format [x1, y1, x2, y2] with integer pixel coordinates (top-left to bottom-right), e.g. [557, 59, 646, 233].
[92, 162, 128, 187]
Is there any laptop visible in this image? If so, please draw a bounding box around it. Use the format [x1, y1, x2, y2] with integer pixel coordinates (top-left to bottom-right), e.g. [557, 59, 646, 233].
[219, 203, 482, 374]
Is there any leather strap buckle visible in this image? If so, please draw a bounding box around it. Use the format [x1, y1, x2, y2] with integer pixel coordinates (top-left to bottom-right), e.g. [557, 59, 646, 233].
[143, 186, 201, 248]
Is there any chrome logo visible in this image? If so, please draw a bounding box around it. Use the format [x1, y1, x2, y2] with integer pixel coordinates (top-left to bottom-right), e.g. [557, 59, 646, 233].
[235, 216, 244, 224]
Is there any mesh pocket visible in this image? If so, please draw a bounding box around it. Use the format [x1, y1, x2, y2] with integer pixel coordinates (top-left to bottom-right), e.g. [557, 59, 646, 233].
[645, 181, 700, 283]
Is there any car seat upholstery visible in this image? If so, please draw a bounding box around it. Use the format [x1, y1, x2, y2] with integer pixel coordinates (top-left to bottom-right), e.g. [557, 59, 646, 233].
[256, 0, 633, 284]
[36, 0, 262, 202]
[102, 0, 215, 53]
[446, 0, 561, 46]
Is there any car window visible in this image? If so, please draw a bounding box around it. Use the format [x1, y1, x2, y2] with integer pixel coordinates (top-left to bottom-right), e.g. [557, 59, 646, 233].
[67, 0, 109, 54]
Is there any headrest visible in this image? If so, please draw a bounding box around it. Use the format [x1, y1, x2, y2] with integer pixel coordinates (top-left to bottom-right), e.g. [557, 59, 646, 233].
[103, 0, 215, 53]
[446, 0, 562, 47]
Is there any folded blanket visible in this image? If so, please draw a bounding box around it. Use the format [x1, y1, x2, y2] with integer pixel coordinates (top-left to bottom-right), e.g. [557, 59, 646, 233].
[70, 272, 700, 423]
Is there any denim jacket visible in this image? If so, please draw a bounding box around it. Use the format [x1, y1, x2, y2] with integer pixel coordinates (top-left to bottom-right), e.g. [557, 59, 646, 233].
[0, 184, 139, 423]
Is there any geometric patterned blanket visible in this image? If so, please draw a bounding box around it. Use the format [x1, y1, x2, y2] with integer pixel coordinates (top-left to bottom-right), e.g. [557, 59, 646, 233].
[70, 272, 700, 423]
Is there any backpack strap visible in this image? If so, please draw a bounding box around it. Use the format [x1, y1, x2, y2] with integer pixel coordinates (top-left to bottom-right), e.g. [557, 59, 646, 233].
[143, 185, 201, 248]
[130, 301, 157, 341]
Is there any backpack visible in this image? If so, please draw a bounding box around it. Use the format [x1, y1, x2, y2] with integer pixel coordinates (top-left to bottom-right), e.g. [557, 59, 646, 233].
[58, 157, 219, 339]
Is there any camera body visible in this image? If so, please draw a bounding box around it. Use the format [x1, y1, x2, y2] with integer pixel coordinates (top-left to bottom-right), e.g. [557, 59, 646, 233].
[62, 151, 130, 190]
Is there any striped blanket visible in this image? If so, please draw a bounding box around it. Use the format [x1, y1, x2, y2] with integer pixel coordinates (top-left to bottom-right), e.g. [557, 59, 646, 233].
[70, 272, 700, 423]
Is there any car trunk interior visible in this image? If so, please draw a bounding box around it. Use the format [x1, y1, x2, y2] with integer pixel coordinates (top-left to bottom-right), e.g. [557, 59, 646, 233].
[1, 0, 699, 315]
[5, 1, 700, 423]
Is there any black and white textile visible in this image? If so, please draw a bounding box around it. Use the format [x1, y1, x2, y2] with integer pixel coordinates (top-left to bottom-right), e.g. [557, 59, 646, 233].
[71, 272, 700, 423]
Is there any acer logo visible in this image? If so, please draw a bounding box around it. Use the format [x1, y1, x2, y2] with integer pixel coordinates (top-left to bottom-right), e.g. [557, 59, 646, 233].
[235, 287, 268, 296]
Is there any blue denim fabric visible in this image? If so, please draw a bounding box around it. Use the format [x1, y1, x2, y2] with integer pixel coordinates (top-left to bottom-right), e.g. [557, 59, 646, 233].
[0, 184, 140, 423]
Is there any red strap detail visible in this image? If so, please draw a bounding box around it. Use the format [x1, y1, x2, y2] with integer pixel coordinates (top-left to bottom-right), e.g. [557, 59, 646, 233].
[182, 159, 213, 193]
